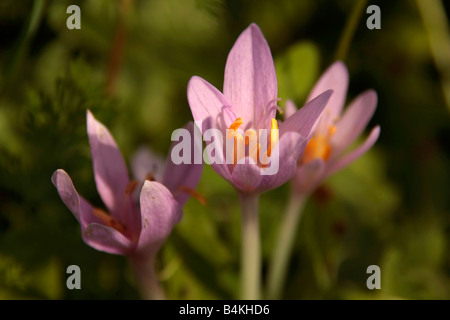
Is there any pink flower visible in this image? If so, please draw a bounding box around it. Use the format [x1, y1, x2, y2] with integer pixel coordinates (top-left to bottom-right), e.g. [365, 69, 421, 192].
[286, 61, 381, 194]
[187, 23, 332, 194]
[51, 111, 202, 257]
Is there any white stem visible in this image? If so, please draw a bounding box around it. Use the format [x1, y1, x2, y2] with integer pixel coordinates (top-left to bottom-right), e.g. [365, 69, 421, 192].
[129, 253, 165, 300]
[239, 192, 261, 300]
[266, 192, 307, 299]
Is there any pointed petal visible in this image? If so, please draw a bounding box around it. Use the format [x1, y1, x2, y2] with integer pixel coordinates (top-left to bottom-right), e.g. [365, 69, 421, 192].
[292, 158, 326, 195]
[187, 76, 236, 132]
[137, 181, 182, 255]
[131, 146, 166, 183]
[87, 110, 130, 223]
[331, 90, 378, 155]
[280, 90, 333, 139]
[51, 169, 102, 229]
[284, 100, 297, 119]
[256, 131, 305, 193]
[82, 223, 134, 255]
[223, 23, 277, 129]
[307, 61, 349, 119]
[163, 122, 203, 206]
[326, 126, 380, 177]
[231, 160, 263, 192]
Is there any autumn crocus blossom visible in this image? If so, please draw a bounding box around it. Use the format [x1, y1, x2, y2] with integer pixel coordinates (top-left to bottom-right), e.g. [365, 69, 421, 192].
[52, 111, 202, 299]
[186, 23, 332, 300]
[286, 61, 381, 195]
[267, 61, 380, 300]
[187, 23, 332, 194]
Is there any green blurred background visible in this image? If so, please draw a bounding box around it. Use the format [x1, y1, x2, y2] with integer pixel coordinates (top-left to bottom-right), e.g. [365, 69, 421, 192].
[0, 0, 449, 299]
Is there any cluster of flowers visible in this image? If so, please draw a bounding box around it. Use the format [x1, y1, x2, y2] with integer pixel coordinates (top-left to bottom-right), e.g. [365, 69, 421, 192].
[52, 24, 379, 299]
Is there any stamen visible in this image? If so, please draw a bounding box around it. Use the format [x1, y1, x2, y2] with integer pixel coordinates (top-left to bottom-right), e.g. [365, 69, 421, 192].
[124, 180, 138, 195]
[146, 173, 156, 181]
[93, 208, 127, 234]
[302, 135, 331, 164]
[178, 186, 206, 206]
[249, 143, 261, 164]
[244, 129, 257, 146]
[328, 125, 337, 137]
[227, 118, 243, 139]
[233, 133, 245, 165]
[267, 118, 279, 157]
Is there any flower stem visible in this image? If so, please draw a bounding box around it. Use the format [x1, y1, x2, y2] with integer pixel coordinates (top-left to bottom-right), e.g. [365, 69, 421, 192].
[129, 253, 165, 300]
[334, 0, 368, 61]
[266, 192, 307, 299]
[239, 192, 261, 300]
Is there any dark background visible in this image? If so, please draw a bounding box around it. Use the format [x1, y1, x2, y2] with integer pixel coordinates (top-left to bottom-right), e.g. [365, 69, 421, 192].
[0, 0, 449, 299]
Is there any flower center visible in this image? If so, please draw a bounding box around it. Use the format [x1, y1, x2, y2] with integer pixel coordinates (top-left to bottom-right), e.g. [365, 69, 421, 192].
[302, 125, 336, 164]
[227, 117, 279, 166]
[92, 208, 127, 235]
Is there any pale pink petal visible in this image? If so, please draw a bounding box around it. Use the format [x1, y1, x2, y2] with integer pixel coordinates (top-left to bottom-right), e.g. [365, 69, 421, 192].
[131, 146, 166, 183]
[279, 90, 333, 139]
[223, 23, 277, 129]
[307, 61, 349, 120]
[326, 126, 380, 177]
[86, 110, 130, 224]
[331, 90, 377, 155]
[51, 169, 102, 228]
[256, 131, 305, 193]
[284, 100, 297, 119]
[82, 223, 134, 255]
[231, 160, 263, 193]
[137, 181, 182, 255]
[163, 122, 203, 206]
[292, 158, 326, 195]
[187, 76, 236, 132]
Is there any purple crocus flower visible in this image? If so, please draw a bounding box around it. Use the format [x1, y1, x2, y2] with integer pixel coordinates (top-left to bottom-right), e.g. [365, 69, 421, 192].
[51, 111, 202, 299]
[187, 23, 332, 194]
[285, 61, 381, 195]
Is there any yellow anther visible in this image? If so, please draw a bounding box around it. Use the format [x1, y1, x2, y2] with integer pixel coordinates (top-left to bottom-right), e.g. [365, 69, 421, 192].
[93, 208, 127, 235]
[267, 118, 279, 157]
[302, 135, 332, 164]
[227, 118, 243, 139]
[328, 125, 337, 137]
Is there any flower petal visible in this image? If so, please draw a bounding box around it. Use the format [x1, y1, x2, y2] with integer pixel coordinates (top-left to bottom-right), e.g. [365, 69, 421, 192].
[284, 100, 297, 119]
[256, 131, 305, 193]
[51, 169, 102, 229]
[292, 158, 326, 195]
[223, 23, 277, 129]
[307, 61, 349, 120]
[280, 90, 333, 139]
[131, 146, 166, 183]
[87, 110, 130, 224]
[82, 223, 134, 255]
[331, 90, 377, 155]
[231, 160, 263, 192]
[163, 122, 203, 206]
[137, 181, 182, 255]
[187, 76, 236, 132]
[326, 126, 380, 177]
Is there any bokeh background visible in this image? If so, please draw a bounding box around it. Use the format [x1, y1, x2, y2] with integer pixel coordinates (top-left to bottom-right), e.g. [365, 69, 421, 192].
[0, 0, 449, 299]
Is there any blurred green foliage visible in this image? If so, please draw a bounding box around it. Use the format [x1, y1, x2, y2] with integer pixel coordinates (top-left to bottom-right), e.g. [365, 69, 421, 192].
[0, 0, 448, 299]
